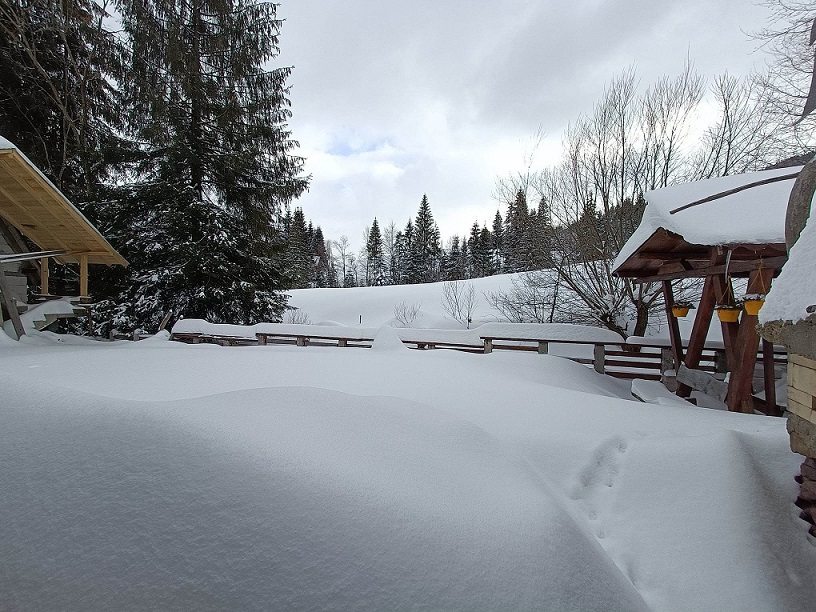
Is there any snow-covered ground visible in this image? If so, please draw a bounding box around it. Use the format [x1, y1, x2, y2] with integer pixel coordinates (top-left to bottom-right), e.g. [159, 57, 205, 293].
[2, 282, 815, 610]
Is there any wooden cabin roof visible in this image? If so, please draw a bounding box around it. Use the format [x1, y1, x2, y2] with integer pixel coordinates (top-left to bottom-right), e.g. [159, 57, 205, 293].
[0, 137, 127, 266]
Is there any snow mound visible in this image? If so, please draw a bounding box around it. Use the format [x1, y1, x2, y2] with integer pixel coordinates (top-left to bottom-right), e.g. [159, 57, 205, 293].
[371, 325, 408, 351]
[0, 384, 648, 611]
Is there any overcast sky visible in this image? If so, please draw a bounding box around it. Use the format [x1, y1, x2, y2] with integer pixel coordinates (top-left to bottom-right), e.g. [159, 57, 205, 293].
[276, 0, 776, 249]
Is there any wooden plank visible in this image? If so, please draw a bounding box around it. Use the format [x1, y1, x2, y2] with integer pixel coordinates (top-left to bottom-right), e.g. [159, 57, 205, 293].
[636, 255, 787, 282]
[669, 171, 800, 214]
[678, 273, 717, 397]
[789, 386, 816, 411]
[604, 359, 661, 369]
[593, 344, 605, 374]
[712, 275, 739, 364]
[790, 362, 816, 396]
[790, 353, 816, 370]
[762, 339, 780, 416]
[726, 266, 775, 413]
[788, 397, 815, 422]
[0, 264, 25, 338]
[677, 364, 729, 402]
[79, 254, 88, 297]
[606, 371, 663, 381]
[662, 280, 684, 371]
[40, 257, 49, 294]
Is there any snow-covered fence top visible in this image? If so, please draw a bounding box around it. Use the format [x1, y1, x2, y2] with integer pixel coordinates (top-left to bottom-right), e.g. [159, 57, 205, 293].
[474, 322, 623, 343]
[171, 319, 624, 346]
[171, 319, 380, 341]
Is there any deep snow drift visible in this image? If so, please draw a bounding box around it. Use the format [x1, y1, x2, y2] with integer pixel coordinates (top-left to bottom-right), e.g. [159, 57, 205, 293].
[2, 307, 815, 610]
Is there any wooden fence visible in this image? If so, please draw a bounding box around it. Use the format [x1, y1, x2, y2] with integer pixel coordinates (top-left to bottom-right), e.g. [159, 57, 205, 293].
[172, 328, 786, 384]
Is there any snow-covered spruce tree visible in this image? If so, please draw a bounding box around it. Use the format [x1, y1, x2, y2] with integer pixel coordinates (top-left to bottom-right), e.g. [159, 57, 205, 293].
[111, 0, 307, 329]
[0, 0, 126, 203]
[365, 218, 385, 286]
[491, 210, 504, 273]
[285, 208, 311, 289]
[412, 194, 442, 283]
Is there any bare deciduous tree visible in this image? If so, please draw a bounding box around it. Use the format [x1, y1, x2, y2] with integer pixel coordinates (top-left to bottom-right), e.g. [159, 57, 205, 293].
[393, 301, 422, 327]
[441, 280, 477, 327]
[491, 66, 761, 337]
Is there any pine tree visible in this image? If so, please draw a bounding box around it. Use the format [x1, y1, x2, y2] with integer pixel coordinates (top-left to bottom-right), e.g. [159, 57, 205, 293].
[365, 218, 385, 286]
[491, 210, 504, 273]
[287, 208, 312, 288]
[402, 219, 422, 284]
[311, 226, 329, 288]
[0, 0, 126, 202]
[110, 0, 307, 328]
[412, 194, 441, 283]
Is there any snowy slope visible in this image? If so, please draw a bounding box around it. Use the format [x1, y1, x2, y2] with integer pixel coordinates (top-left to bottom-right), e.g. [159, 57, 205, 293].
[2, 306, 815, 609]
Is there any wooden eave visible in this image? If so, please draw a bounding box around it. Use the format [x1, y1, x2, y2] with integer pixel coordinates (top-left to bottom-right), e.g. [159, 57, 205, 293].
[614, 228, 786, 283]
[0, 147, 127, 267]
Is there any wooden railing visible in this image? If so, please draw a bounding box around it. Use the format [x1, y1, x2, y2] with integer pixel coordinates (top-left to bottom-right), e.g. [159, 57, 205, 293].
[170, 329, 786, 384]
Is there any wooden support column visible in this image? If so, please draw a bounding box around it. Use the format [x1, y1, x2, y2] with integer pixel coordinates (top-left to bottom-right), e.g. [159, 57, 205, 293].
[712, 274, 738, 363]
[726, 267, 776, 413]
[79, 254, 88, 297]
[762, 339, 780, 417]
[677, 274, 717, 397]
[593, 344, 605, 374]
[0, 264, 25, 338]
[662, 280, 684, 373]
[40, 257, 49, 295]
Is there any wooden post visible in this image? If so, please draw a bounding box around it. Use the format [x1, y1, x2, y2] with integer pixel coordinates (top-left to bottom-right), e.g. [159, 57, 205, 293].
[662, 280, 684, 372]
[714, 350, 728, 376]
[79, 254, 89, 297]
[296, 335, 306, 347]
[726, 266, 775, 413]
[593, 344, 605, 374]
[257, 334, 267, 346]
[713, 274, 739, 364]
[538, 341, 549, 354]
[40, 257, 49, 295]
[762, 339, 780, 416]
[677, 274, 716, 397]
[660, 348, 674, 374]
[0, 264, 25, 338]
[484, 338, 493, 354]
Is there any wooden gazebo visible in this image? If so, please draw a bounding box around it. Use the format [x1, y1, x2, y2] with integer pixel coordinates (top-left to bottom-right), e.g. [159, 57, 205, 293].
[0, 135, 127, 338]
[614, 167, 800, 415]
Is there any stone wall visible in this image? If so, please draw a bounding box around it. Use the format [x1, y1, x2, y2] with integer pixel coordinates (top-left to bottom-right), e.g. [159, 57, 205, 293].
[788, 353, 816, 536]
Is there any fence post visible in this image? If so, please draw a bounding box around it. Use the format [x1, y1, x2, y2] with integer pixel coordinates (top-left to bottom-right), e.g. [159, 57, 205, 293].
[660, 347, 678, 391]
[257, 334, 267, 346]
[660, 348, 673, 375]
[484, 338, 493, 354]
[593, 344, 605, 374]
[538, 341, 549, 354]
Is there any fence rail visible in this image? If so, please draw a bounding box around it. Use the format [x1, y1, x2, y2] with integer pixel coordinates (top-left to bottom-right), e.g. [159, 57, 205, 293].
[170, 329, 786, 383]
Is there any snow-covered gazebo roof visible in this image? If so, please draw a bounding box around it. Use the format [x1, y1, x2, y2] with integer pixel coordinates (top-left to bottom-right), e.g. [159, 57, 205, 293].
[614, 167, 800, 281]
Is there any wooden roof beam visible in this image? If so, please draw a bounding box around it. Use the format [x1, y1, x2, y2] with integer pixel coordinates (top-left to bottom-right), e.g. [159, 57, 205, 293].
[630, 255, 787, 283]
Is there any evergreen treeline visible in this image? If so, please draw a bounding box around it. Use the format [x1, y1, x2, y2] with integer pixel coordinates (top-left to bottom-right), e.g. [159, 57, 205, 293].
[321, 190, 556, 288]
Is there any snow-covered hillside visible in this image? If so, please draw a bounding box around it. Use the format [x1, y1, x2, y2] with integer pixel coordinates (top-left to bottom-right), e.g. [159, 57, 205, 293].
[1, 284, 814, 611]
